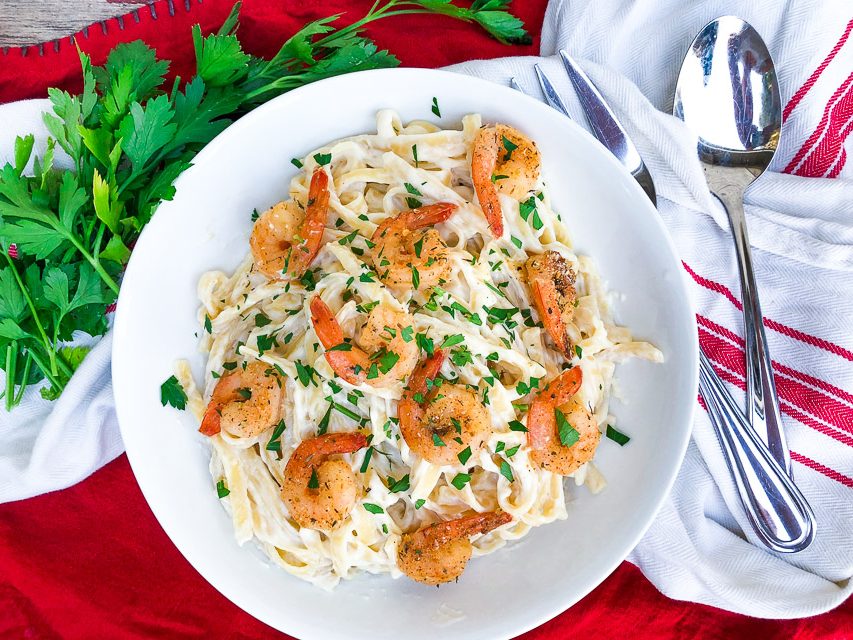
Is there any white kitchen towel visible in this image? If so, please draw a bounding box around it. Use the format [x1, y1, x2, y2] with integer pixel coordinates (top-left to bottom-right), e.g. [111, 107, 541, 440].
[1, 0, 852, 619]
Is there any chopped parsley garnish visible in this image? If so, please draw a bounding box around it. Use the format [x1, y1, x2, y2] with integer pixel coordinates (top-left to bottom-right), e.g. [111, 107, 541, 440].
[412, 144, 419, 167]
[377, 350, 400, 374]
[501, 135, 518, 161]
[575, 345, 583, 359]
[313, 152, 332, 166]
[413, 236, 424, 258]
[450, 473, 471, 490]
[328, 342, 353, 351]
[387, 474, 411, 493]
[555, 408, 580, 447]
[431, 96, 441, 117]
[316, 404, 332, 435]
[203, 314, 212, 333]
[510, 235, 523, 249]
[450, 346, 474, 367]
[515, 377, 541, 396]
[416, 333, 435, 356]
[308, 468, 320, 489]
[360, 446, 374, 473]
[414, 499, 426, 509]
[160, 375, 187, 410]
[519, 196, 543, 230]
[432, 433, 446, 447]
[411, 266, 420, 289]
[499, 459, 514, 482]
[295, 361, 317, 387]
[491, 174, 509, 183]
[291, 157, 303, 168]
[216, 479, 230, 498]
[441, 334, 464, 349]
[400, 326, 414, 342]
[332, 402, 361, 422]
[495, 441, 505, 453]
[254, 312, 272, 327]
[457, 446, 472, 465]
[382, 524, 389, 534]
[486, 352, 499, 361]
[606, 424, 631, 446]
[508, 420, 528, 432]
[405, 182, 423, 209]
[265, 419, 287, 452]
[256, 333, 277, 355]
[236, 387, 252, 400]
[363, 502, 384, 515]
[505, 444, 520, 458]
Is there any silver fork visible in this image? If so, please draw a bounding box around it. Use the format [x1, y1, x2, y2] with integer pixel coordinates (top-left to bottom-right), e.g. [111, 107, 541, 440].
[513, 53, 814, 553]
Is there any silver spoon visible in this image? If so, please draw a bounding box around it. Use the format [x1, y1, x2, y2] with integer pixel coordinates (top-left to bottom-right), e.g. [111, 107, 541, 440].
[674, 16, 791, 477]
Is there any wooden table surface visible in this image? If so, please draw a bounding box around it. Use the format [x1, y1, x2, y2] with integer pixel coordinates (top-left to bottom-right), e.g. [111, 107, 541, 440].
[0, 0, 150, 47]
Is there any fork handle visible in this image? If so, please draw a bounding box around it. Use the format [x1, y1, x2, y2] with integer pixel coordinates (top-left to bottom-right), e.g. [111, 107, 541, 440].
[698, 350, 815, 552]
[704, 164, 791, 477]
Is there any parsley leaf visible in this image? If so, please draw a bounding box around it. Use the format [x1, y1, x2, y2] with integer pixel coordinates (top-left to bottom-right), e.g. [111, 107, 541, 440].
[160, 375, 187, 410]
[606, 424, 631, 446]
[555, 408, 580, 447]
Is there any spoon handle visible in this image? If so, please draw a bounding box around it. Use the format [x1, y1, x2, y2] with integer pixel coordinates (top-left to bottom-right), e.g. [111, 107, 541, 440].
[698, 350, 815, 552]
[704, 164, 792, 478]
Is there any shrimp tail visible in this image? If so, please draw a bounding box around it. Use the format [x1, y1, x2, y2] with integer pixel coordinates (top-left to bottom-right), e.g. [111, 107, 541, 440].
[310, 296, 345, 348]
[526, 367, 583, 449]
[199, 405, 221, 436]
[289, 168, 330, 278]
[405, 203, 457, 228]
[472, 127, 504, 238]
[530, 278, 569, 356]
[403, 349, 446, 399]
[419, 511, 512, 549]
[301, 432, 369, 460]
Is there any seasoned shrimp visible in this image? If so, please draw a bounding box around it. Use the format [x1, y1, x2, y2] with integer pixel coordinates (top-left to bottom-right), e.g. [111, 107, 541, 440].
[250, 167, 330, 279]
[370, 203, 457, 293]
[281, 432, 368, 531]
[526, 367, 600, 475]
[199, 361, 283, 438]
[471, 124, 541, 237]
[397, 511, 512, 585]
[310, 296, 418, 387]
[398, 350, 491, 466]
[525, 251, 577, 358]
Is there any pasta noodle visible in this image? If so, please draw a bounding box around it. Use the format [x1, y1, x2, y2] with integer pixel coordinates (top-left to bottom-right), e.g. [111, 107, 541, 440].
[177, 111, 662, 589]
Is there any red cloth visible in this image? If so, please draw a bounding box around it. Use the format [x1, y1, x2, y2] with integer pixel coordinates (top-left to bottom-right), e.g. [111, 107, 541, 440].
[0, 1, 849, 637]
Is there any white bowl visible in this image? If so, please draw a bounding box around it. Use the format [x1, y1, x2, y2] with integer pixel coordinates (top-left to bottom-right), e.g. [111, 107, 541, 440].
[113, 68, 698, 640]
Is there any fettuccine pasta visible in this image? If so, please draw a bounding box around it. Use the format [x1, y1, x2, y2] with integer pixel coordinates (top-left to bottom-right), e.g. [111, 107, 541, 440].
[177, 110, 662, 590]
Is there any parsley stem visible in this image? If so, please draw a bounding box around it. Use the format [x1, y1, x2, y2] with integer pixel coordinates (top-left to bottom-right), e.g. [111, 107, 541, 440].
[13, 351, 32, 406]
[63, 230, 120, 295]
[2, 251, 58, 376]
[4, 342, 15, 411]
[26, 347, 63, 391]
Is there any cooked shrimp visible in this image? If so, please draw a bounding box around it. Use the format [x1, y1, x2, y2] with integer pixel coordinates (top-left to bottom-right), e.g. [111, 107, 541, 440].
[397, 511, 512, 585]
[525, 251, 577, 358]
[281, 432, 368, 531]
[472, 124, 541, 237]
[526, 367, 600, 475]
[250, 167, 330, 279]
[398, 350, 491, 466]
[310, 296, 418, 387]
[199, 361, 283, 438]
[370, 203, 457, 293]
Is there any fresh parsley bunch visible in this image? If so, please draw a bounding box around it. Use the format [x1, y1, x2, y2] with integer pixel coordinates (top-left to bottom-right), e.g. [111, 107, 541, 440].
[0, 1, 528, 410]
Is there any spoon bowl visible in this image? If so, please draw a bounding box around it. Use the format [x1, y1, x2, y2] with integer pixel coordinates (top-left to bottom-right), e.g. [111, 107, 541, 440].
[674, 16, 781, 168]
